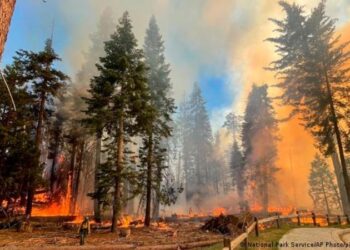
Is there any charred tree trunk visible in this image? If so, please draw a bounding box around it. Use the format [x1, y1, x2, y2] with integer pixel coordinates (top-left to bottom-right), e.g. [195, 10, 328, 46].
[0, 0, 16, 61]
[111, 115, 124, 233]
[94, 132, 102, 223]
[145, 132, 153, 227]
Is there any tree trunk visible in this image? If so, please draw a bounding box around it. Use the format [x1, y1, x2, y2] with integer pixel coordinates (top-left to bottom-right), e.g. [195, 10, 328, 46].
[324, 68, 350, 209]
[0, 0, 16, 61]
[72, 141, 84, 214]
[331, 152, 350, 214]
[50, 152, 57, 193]
[262, 169, 269, 213]
[68, 141, 77, 214]
[145, 132, 153, 227]
[176, 151, 181, 188]
[111, 116, 124, 232]
[35, 92, 45, 150]
[49, 136, 60, 193]
[26, 92, 46, 217]
[321, 180, 331, 215]
[94, 133, 102, 223]
[152, 162, 161, 219]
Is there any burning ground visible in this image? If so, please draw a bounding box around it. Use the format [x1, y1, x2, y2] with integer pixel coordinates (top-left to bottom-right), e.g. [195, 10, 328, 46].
[0, 216, 222, 249]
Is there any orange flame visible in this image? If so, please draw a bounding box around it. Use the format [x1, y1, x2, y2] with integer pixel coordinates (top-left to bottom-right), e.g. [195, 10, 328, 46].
[212, 207, 227, 216]
[32, 176, 78, 217]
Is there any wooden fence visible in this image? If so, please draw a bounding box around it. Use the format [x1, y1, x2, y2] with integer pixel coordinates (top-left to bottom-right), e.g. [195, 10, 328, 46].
[222, 212, 350, 250]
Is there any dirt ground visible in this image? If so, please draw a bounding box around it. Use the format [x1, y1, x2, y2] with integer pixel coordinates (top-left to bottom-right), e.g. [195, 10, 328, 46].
[0, 221, 223, 249]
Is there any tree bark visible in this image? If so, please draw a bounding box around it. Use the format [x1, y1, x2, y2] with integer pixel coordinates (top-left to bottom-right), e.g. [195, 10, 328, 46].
[145, 132, 153, 227]
[71, 140, 84, 214]
[111, 115, 124, 232]
[152, 162, 161, 220]
[323, 67, 350, 209]
[331, 152, 350, 214]
[0, 0, 16, 61]
[94, 133, 102, 223]
[68, 140, 77, 214]
[321, 179, 331, 215]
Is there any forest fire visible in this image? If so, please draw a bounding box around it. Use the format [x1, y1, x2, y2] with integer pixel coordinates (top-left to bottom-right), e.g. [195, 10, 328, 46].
[249, 203, 295, 216]
[1, 0, 350, 248]
[31, 176, 79, 217]
[212, 207, 227, 216]
[119, 215, 133, 228]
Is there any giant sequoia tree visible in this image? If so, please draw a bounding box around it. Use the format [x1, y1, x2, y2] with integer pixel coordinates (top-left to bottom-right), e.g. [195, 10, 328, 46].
[268, 1, 350, 211]
[242, 84, 279, 213]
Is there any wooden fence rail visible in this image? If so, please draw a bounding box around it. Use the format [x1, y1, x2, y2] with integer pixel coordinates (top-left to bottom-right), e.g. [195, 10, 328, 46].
[222, 212, 350, 250]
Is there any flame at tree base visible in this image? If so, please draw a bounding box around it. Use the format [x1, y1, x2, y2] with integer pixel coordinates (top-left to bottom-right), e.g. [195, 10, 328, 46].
[31, 176, 81, 217]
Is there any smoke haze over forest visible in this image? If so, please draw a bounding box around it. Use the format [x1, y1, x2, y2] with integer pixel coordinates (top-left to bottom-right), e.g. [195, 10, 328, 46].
[2, 0, 350, 213]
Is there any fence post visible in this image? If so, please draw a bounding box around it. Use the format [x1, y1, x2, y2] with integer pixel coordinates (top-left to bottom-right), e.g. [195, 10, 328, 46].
[311, 212, 316, 226]
[297, 211, 301, 226]
[346, 214, 350, 225]
[276, 213, 280, 229]
[326, 214, 330, 226]
[223, 237, 232, 250]
[243, 224, 248, 250]
[337, 215, 341, 225]
[254, 217, 259, 237]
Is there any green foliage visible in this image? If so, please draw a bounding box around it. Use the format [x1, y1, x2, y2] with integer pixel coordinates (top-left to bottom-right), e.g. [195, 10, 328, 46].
[137, 16, 177, 221]
[309, 154, 342, 214]
[84, 12, 151, 228]
[0, 39, 68, 213]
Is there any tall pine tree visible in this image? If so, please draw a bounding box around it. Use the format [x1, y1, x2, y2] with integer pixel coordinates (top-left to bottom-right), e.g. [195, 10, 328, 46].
[268, 0, 350, 213]
[140, 16, 175, 225]
[13, 39, 68, 216]
[309, 154, 342, 214]
[86, 12, 150, 232]
[184, 83, 213, 204]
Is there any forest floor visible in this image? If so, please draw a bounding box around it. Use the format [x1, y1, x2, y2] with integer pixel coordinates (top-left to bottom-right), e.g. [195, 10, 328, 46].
[0, 221, 223, 249]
